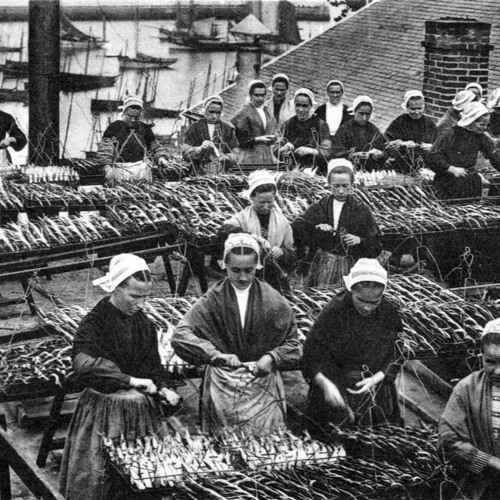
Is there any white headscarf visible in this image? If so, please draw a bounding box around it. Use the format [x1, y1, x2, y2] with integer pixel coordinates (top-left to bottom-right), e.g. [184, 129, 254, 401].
[294, 88, 316, 107]
[401, 90, 424, 110]
[245, 169, 276, 198]
[482, 318, 500, 337]
[204, 95, 224, 111]
[487, 88, 500, 110]
[121, 95, 143, 112]
[326, 79, 344, 94]
[248, 79, 266, 96]
[272, 73, 290, 88]
[343, 258, 387, 291]
[452, 90, 476, 111]
[93, 253, 150, 293]
[220, 233, 263, 270]
[326, 158, 354, 184]
[350, 95, 374, 113]
[465, 82, 484, 96]
[457, 102, 489, 128]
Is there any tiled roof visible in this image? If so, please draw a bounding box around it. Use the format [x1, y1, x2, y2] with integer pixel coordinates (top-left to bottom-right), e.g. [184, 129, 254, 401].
[212, 0, 500, 131]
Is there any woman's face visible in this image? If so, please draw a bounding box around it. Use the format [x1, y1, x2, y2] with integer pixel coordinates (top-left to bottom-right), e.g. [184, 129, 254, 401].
[250, 86, 267, 108]
[354, 104, 372, 125]
[252, 191, 276, 215]
[351, 285, 384, 317]
[329, 173, 352, 202]
[468, 114, 490, 134]
[295, 95, 313, 122]
[205, 103, 223, 124]
[226, 252, 258, 290]
[407, 98, 424, 120]
[327, 84, 343, 105]
[469, 87, 482, 102]
[483, 344, 500, 386]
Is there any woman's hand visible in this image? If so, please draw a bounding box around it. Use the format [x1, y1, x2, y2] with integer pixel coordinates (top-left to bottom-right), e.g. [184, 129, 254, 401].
[198, 140, 215, 153]
[369, 148, 384, 160]
[130, 377, 158, 395]
[347, 371, 385, 395]
[295, 146, 316, 156]
[342, 233, 361, 247]
[448, 166, 467, 178]
[254, 354, 275, 377]
[316, 223, 334, 232]
[268, 246, 284, 259]
[159, 387, 180, 406]
[255, 135, 277, 145]
[212, 353, 241, 368]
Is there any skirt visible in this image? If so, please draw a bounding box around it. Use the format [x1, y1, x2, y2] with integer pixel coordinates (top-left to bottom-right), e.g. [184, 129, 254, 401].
[433, 171, 483, 200]
[305, 249, 354, 288]
[59, 388, 167, 500]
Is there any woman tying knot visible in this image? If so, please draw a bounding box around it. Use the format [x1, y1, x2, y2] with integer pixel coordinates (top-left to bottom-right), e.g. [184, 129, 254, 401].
[292, 159, 381, 287]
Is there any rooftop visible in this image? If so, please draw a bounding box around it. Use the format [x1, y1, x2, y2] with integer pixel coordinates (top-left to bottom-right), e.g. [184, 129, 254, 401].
[213, 0, 500, 130]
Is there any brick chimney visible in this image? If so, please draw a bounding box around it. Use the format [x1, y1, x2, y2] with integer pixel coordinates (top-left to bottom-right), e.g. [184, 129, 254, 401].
[422, 18, 494, 119]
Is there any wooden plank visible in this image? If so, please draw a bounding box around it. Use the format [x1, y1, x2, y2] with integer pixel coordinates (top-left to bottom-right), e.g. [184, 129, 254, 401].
[0, 424, 65, 500]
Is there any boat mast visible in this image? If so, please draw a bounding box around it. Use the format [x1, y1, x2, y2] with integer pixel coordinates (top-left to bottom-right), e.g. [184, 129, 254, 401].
[28, 0, 60, 165]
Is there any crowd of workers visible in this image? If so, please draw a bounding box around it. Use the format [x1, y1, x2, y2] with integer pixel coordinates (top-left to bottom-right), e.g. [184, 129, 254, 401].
[2, 73, 500, 499]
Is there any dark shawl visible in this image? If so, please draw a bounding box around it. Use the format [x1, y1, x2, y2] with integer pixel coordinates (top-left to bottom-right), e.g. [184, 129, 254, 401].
[182, 117, 239, 171]
[277, 114, 332, 173]
[97, 120, 167, 164]
[292, 194, 381, 261]
[332, 119, 387, 171]
[427, 125, 500, 199]
[73, 297, 167, 393]
[385, 113, 437, 173]
[172, 278, 302, 369]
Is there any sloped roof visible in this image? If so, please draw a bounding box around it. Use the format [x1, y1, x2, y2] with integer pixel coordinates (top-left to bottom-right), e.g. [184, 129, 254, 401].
[214, 0, 500, 131]
[230, 13, 272, 36]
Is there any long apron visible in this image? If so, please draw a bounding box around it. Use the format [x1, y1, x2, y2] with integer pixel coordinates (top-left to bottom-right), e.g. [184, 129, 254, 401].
[104, 161, 152, 184]
[60, 388, 167, 500]
[201, 363, 286, 436]
[305, 249, 354, 288]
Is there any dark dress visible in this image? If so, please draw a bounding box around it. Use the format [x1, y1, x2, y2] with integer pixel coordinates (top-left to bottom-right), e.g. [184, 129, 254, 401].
[314, 103, 351, 136]
[489, 112, 500, 137]
[332, 119, 387, 171]
[427, 125, 500, 199]
[0, 110, 27, 161]
[182, 117, 239, 174]
[292, 194, 381, 287]
[60, 298, 171, 500]
[302, 289, 403, 436]
[275, 115, 332, 174]
[96, 120, 168, 165]
[385, 113, 437, 173]
[292, 194, 381, 262]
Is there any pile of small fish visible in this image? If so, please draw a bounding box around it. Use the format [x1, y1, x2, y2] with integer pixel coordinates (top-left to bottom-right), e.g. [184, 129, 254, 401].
[0, 336, 71, 394]
[103, 428, 345, 491]
[103, 425, 446, 498]
[0, 214, 122, 252]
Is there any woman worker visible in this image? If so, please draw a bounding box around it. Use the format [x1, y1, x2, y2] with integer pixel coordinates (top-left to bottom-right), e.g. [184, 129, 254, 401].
[385, 90, 438, 173]
[436, 89, 476, 137]
[428, 101, 500, 200]
[273, 88, 332, 174]
[439, 318, 500, 499]
[302, 258, 404, 438]
[332, 95, 387, 172]
[60, 254, 180, 500]
[182, 95, 239, 175]
[314, 79, 351, 138]
[172, 233, 302, 435]
[219, 169, 296, 297]
[292, 159, 381, 287]
[231, 80, 278, 166]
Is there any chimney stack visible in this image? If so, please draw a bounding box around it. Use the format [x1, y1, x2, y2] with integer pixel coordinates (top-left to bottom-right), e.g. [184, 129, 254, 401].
[233, 44, 262, 111]
[422, 18, 493, 119]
